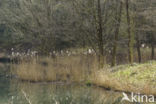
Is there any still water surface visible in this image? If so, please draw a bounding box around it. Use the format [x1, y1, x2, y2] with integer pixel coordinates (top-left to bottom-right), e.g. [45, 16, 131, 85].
[0, 76, 125, 104]
[0, 64, 150, 104]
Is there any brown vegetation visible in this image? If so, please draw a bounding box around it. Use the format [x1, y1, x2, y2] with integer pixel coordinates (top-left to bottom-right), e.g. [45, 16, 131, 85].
[11, 55, 98, 82]
[11, 51, 156, 96]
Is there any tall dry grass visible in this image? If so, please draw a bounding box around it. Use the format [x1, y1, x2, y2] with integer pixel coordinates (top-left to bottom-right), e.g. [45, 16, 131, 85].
[11, 55, 98, 82]
[10, 51, 156, 96]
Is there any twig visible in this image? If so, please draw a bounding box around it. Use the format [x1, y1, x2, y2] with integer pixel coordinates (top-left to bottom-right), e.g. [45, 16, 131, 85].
[21, 90, 32, 104]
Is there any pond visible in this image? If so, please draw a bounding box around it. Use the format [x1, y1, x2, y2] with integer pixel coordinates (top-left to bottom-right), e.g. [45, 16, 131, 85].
[0, 64, 153, 104]
[0, 77, 124, 104]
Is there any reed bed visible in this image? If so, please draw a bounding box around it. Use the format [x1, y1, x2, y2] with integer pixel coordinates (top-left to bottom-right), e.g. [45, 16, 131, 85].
[11, 55, 98, 82]
[10, 53, 156, 96]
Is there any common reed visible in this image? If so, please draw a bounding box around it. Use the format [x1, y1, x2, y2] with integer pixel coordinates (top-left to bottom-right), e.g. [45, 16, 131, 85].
[10, 53, 156, 96]
[11, 55, 98, 82]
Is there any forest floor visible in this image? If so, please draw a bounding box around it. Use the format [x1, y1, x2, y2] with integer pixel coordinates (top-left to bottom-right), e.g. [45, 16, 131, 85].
[92, 61, 156, 96]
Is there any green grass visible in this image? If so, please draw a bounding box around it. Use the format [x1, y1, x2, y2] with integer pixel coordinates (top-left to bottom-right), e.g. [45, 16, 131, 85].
[92, 61, 156, 96]
[114, 61, 156, 85]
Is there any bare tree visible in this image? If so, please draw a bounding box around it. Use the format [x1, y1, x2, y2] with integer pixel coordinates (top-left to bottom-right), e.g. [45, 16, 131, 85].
[126, 0, 134, 64]
[0, 0, 76, 54]
[112, 0, 123, 66]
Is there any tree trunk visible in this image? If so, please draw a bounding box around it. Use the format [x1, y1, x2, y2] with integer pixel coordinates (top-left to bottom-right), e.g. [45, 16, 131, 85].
[126, 0, 134, 64]
[133, 2, 141, 63]
[97, 0, 104, 68]
[151, 44, 154, 60]
[136, 34, 142, 63]
[112, 1, 123, 66]
[151, 34, 155, 60]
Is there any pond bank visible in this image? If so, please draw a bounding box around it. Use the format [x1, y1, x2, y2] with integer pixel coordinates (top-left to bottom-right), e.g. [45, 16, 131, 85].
[10, 56, 156, 97]
[92, 61, 156, 96]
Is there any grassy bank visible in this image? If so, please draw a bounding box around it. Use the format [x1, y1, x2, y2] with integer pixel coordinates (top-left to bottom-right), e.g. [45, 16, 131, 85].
[11, 56, 156, 96]
[92, 61, 156, 96]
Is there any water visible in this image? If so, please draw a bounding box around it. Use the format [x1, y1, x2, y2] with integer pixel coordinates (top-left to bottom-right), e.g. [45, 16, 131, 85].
[0, 76, 125, 104]
[0, 64, 153, 104]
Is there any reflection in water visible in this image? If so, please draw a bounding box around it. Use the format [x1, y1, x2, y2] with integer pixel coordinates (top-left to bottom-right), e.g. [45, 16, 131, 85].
[0, 64, 155, 104]
[0, 63, 151, 104]
[0, 79, 127, 104]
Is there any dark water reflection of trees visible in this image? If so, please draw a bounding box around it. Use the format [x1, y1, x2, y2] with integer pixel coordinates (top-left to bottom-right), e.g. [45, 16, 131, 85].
[0, 79, 126, 104]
